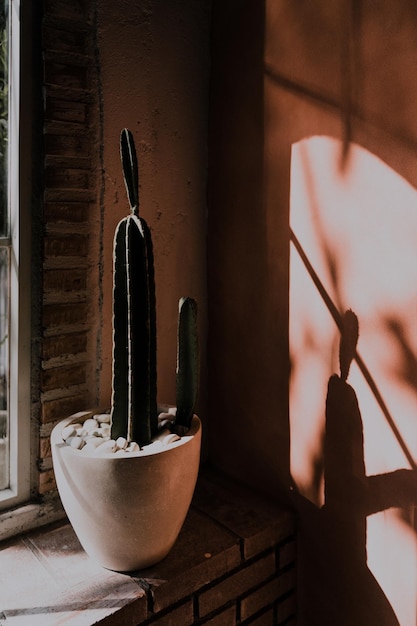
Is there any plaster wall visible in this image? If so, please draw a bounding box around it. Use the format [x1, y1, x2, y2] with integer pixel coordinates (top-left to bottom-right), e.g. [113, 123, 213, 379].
[96, 1, 210, 435]
[209, 1, 417, 625]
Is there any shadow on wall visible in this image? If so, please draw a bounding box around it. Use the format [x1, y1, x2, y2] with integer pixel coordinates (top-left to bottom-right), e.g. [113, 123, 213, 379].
[289, 137, 417, 626]
[295, 309, 417, 626]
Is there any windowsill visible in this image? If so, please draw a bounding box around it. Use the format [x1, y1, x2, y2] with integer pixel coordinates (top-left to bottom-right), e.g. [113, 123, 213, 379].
[0, 466, 296, 626]
[0, 493, 66, 541]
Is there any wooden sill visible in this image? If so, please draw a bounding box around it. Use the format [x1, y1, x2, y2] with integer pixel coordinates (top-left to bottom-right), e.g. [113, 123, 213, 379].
[0, 466, 296, 626]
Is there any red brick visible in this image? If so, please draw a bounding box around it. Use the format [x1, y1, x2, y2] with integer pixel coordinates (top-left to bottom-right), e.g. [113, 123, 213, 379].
[141, 508, 241, 613]
[43, 201, 89, 225]
[42, 332, 87, 360]
[44, 0, 90, 20]
[41, 363, 87, 392]
[240, 577, 281, 621]
[39, 469, 56, 494]
[41, 393, 90, 424]
[245, 608, 275, 626]
[43, 302, 89, 331]
[44, 62, 88, 90]
[45, 98, 87, 124]
[203, 605, 236, 626]
[44, 133, 90, 158]
[39, 437, 51, 461]
[43, 234, 88, 257]
[276, 567, 297, 598]
[43, 26, 87, 56]
[193, 471, 295, 560]
[277, 592, 297, 624]
[278, 539, 297, 569]
[199, 553, 275, 618]
[151, 601, 193, 626]
[44, 166, 90, 190]
[43, 269, 87, 293]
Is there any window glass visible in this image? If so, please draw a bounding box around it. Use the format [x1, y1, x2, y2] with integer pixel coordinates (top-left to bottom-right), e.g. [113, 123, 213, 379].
[0, 1, 9, 491]
[0, 2, 7, 237]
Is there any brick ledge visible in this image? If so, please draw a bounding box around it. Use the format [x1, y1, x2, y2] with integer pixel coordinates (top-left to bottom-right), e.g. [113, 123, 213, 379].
[0, 466, 297, 626]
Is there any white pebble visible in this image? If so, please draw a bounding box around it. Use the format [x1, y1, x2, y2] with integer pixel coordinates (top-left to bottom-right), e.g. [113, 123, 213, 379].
[158, 412, 175, 423]
[83, 418, 99, 432]
[115, 436, 128, 450]
[70, 436, 84, 450]
[168, 407, 177, 415]
[99, 424, 111, 436]
[153, 428, 171, 441]
[81, 443, 99, 453]
[95, 413, 111, 423]
[94, 439, 116, 454]
[83, 437, 103, 448]
[127, 441, 140, 452]
[162, 433, 180, 445]
[62, 425, 76, 441]
[86, 428, 101, 437]
[114, 449, 127, 456]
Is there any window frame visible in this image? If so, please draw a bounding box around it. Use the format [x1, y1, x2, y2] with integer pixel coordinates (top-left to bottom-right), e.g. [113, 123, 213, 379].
[0, 0, 31, 511]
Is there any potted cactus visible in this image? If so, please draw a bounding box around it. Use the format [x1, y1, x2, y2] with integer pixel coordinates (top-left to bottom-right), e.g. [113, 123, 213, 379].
[51, 129, 201, 572]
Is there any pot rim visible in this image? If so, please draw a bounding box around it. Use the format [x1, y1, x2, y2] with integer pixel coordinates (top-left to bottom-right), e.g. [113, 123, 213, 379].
[51, 411, 201, 460]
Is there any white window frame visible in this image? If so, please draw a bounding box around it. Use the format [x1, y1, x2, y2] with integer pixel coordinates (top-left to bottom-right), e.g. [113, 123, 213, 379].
[0, 0, 31, 511]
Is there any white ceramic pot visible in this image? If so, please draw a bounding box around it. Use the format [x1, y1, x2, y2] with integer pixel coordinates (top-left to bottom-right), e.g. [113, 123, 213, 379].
[51, 411, 201, 571]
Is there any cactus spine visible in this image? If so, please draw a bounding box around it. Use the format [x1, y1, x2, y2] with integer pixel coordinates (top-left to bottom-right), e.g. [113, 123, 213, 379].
[111, 129, 157, 446]
[176, 297, 199, 429]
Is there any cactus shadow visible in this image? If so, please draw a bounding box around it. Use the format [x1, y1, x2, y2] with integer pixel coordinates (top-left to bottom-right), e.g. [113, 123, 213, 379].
[292, 373, 417, 626]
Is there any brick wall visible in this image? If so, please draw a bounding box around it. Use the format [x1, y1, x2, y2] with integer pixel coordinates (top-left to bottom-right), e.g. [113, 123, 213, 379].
[38, 0, 100, 496]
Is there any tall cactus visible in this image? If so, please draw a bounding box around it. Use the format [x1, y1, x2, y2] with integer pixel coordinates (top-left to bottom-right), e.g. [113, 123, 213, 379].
[176, 297, 199, 429]
[110, 128, 199, 446]
[111, 129, 157, 446]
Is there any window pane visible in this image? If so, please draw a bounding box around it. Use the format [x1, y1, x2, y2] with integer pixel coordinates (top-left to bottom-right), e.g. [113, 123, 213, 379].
[0, 248, 7, 490]
[0, 1, 7, 238]
[0, 0, 7, 491]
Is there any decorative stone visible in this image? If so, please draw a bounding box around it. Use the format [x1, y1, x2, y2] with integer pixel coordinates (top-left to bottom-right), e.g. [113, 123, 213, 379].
[99, 424, 111, 437]
[162, 432, 181, 445]
[83, 437, 104, 448]
[83, 418, 99, 432]
[61, 425, 76, 441]
[95, 413, 111, 423]
[70, 436, 84, 450]
[116, 436, 128, 450]
[94, 439, 116, 454]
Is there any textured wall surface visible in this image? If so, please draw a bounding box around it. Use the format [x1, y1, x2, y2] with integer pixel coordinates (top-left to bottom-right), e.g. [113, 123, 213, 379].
[208, 1, 417, 625]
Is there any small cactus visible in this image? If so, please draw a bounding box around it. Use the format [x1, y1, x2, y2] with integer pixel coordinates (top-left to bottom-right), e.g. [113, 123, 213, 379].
[176, 297, 199, 429]
[110, 129, 199, 446]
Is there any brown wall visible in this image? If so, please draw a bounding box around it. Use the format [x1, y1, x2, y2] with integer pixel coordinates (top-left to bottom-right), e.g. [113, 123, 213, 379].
[209, 1, 417, 625]
[96, 0, 210, 429]
[208, 0, 291, 500]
